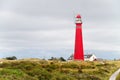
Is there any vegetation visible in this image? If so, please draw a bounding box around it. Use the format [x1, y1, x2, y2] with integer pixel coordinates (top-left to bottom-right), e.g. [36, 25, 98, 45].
[116, 73, 120, 80]
[0, 59, 120, 80]
[48, 57, 66, 61]
[5, 56, 17, 60]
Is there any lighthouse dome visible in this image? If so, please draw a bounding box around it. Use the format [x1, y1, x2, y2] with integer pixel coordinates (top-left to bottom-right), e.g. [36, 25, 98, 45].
[76, 14, 81, 18]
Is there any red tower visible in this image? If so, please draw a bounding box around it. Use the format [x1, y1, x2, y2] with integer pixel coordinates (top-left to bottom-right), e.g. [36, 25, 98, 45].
[74, 14, 84, 60]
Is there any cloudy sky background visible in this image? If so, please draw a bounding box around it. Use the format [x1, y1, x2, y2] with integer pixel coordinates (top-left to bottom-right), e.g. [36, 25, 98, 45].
[0, 0, 120, 59]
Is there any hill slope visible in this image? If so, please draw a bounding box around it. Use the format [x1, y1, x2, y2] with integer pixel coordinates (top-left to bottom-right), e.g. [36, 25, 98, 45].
[0, 59, 120, 80]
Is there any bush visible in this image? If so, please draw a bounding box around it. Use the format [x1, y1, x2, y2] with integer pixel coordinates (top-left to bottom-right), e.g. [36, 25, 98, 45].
[59, 57, 66, 61]
[27, 68, 52, 80]
[0, 69, 37, 80]
[72, 73, 101, 80]
[0, 60, 119, 80]
[61, 62, 79, 69]
[51, 72, 77, 80]
[5, 56, 17, 60]
[116, 73, 120, 80]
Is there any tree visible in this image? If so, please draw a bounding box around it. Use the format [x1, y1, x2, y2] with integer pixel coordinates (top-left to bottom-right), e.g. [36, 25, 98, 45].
[5, 56, 17, 60]
[59, 57, 66, 61]
[48, 57, 57, 60]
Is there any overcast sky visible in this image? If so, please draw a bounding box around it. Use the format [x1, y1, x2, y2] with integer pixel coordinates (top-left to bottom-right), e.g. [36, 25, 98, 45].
[0, 0, 120, 59]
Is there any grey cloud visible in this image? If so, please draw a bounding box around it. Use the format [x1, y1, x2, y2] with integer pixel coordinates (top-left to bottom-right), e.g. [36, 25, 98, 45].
[0, 11, 73, 31]
[0, 29, 74, 50]
[0, 0, 120, 59]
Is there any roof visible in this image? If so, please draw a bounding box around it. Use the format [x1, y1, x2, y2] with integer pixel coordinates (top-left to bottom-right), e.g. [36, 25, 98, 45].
[68, 54, 73, 60]
[68, 54, 96, 60]
[76, 14, 81, 18]
[84, 54, 93, 58]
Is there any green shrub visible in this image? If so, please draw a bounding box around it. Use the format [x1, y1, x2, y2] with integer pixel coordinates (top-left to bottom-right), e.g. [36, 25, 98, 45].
[5, 56, 17, 60]
[0, 60, 120, 80]
[0, 69, 37, 80]
[27, 68, 52, 80]
[72, 73, 101, 80]
[116, 73, 120, 80]
[61, 62, 79, 69]
[51, 72, 77, 80]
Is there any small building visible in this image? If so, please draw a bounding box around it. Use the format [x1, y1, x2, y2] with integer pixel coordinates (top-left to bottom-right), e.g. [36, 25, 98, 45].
[67, 54, 74, 61]
[84, 54, 97, 61]
[68, 54, 97, 61]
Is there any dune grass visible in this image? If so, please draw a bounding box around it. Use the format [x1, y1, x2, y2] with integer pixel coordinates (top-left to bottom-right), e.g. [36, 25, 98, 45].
[0, 59, 120, 80]
[116, 73, 120, 80]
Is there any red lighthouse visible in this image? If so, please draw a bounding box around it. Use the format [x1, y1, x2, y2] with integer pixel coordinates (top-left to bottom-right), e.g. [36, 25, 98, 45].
[74, 14, 84, 60]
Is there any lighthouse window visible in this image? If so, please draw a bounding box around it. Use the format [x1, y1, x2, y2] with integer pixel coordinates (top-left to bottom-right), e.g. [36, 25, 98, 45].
[76, 18, 80, 21]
